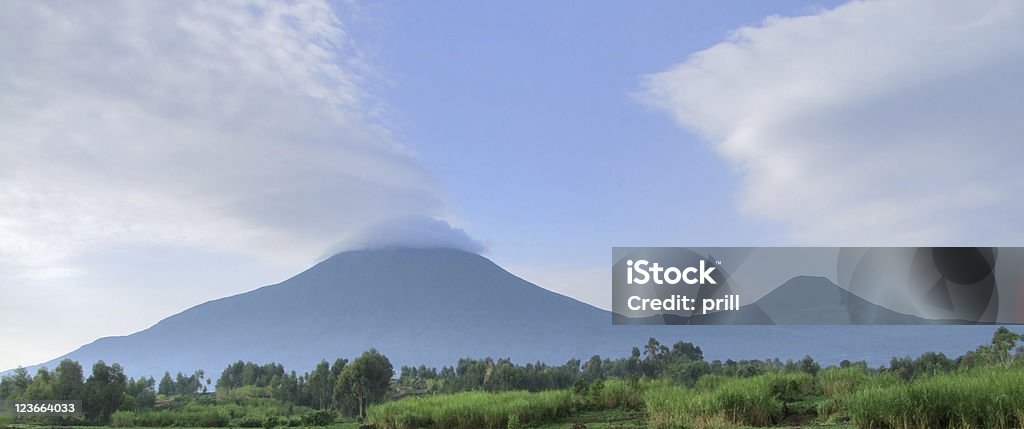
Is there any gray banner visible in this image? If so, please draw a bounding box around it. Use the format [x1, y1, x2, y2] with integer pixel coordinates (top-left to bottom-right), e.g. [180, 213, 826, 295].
[612, 247, 1023, 325]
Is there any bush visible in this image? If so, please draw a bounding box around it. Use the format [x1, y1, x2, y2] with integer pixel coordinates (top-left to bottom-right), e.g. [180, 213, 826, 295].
[109, 405, 243, 427]
[234, 415, 265, 427]
[302, 410, 338, 426]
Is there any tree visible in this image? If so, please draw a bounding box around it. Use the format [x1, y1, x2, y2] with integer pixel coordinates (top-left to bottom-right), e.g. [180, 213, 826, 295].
[24, 368, 55, 400]
[158, 372, 175, 395]
[84, 361, 127, 423]
[991, 326, 1023, 368]
[126, 377, 156, 410]
[173, 370, 205, 395]
[308, 360, 332, 409]
[625, 347, 641, 379]
[54, 359, 85, 400]
[0, 367, 32, 400]
[581, 355, 604, 381]
[334, 349, 393, 418]
[960, 327, 1024, 369]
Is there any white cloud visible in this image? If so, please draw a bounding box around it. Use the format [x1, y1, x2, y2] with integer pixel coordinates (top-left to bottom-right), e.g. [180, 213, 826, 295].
[0, 0, 445, 277]
[0, 0, 466, 370]
[335, 215, 486, 255]
[639, 0, 1024, 245]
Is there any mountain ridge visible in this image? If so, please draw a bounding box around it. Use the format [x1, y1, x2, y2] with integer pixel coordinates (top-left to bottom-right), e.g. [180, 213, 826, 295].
[8, 248, 1007, 378]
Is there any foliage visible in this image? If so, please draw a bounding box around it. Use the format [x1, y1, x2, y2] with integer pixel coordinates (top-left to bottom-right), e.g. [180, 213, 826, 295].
[4, 327, 1024, 429]
[367, 390, 572, 429]
[335, 348, 394, 418]
[108, 394, 315, 428]
[644, 372, 818, 428]
[847, 367, 1024, 429]
[83, 361, 128, 423]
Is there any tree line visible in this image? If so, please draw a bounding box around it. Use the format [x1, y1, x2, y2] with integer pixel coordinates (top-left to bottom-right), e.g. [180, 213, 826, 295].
[3, 327, 1021, 425]
[0, 360, 162, 423]
[214, 348, 393, 418]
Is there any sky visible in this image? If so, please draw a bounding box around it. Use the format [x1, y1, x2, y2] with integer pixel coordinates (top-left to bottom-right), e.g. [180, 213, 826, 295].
[1, 0, 1022, 371]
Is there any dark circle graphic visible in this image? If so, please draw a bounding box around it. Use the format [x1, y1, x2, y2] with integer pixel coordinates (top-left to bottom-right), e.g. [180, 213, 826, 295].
[910, 247, 998, 322]
[932, 247, 993, 285]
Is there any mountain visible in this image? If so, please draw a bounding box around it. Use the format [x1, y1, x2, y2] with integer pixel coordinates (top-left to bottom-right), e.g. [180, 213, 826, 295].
[15, 248, 1008, 378]
[27, 248, 640, 377]
[749, 276, 946, 325]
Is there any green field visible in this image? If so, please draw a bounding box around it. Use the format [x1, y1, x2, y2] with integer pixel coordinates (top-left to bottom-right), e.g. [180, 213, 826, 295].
[4, 368, 1023, 429]
[362, 367, 1024, 429]
[3, 329, 1023, 429]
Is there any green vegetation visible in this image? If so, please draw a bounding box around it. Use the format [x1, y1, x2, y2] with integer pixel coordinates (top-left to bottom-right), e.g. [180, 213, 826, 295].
[642, 373, 815, 428]
[847, 367, 1024, 429]
[367, 390, 572, 429]
[2, 327, 1022, 429]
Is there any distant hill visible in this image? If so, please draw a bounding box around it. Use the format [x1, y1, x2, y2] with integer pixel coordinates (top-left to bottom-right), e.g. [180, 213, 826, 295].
[751, 276, 948, 325]
[13, 248, 1007, 378]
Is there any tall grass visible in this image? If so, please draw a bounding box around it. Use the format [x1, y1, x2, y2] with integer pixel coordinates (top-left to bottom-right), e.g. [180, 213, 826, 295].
[644, 372, 817, 429]
[367, 390, 572, 429]
[816, 366, 898, 418]
[575, 378, 649, 410]
[819, 367, 881, 397]
[847, 367, 1024, 429]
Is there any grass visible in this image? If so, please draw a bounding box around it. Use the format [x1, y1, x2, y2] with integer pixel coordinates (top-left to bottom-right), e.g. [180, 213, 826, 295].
[644, 372, 820, 429]
[367, 390, 573, 429]
[846, 367, 1024, 429]
[6, 366, 1023, 429]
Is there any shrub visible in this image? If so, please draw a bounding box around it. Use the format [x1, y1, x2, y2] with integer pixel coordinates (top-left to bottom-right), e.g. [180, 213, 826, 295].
[234, 415, 265, 427]
[302, 410, 338, 426]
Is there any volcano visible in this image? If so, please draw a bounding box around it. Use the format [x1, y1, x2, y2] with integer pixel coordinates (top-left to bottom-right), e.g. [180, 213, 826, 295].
[20, 248, 1009, 378]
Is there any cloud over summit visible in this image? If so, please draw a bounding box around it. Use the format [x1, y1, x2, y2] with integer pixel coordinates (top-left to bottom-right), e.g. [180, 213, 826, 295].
[337, 215, 486, 255]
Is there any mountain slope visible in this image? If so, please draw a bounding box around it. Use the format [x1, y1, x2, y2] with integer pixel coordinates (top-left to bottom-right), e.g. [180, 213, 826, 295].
[19, 248, 1006, 378]
[32, 248, 628, 377]
[751, 276, 936, 324]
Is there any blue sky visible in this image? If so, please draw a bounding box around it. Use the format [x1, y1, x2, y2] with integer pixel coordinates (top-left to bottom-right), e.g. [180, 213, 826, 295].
[2, 0, 1022, 371]
[363, 1, 832, 270]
